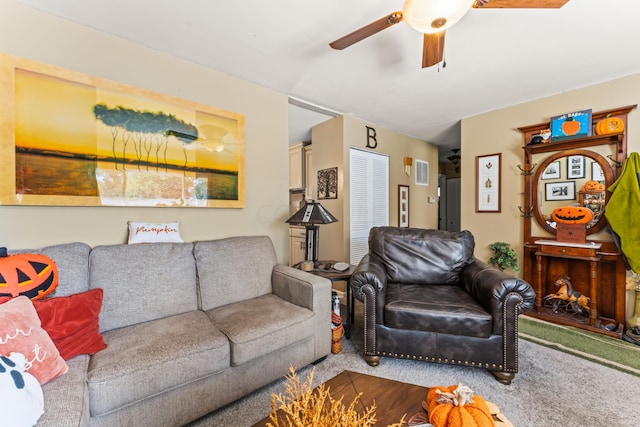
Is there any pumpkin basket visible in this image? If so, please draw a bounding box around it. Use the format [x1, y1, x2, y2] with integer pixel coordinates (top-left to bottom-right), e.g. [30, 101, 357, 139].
[331, 312, 343, 354]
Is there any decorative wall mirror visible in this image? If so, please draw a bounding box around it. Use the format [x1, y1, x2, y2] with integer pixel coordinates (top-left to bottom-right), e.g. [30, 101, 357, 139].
[519, 104, 635, 243]
[532, 149, 614, 235]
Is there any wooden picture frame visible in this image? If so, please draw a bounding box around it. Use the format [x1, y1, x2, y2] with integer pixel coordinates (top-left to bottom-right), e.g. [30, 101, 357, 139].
[545, 181, 576, 201]
[398, 185, 409, 227]
[0, 53, 245, 208]
[550, 109, 592, 142]
[476, 153, 501, 212]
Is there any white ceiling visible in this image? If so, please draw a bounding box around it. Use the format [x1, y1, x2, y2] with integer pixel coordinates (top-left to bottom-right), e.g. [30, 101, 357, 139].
[15, 0, 640, 157]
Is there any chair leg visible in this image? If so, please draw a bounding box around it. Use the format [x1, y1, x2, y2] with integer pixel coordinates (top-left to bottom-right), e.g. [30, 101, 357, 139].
[490, 371, 515, 385]
[365, 355, 380, 366]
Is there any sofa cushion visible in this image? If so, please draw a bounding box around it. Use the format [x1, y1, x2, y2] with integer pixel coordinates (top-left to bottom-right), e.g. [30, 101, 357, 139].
[87, 310, 229, 417]
[195, 236, 277, 311]
[89, 242, 197, 332]
[39, 355, 90, 427]
[207, 294, 314, 366]
[369, 227, 475, 285]
[11, 242, 91, 297]
[385, 283, 493, 339]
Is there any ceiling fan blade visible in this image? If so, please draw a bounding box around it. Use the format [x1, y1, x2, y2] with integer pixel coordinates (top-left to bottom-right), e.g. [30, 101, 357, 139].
[329, 12, 403, 50]
[473, 0, 569, 8]
[422, 31, 445, 68]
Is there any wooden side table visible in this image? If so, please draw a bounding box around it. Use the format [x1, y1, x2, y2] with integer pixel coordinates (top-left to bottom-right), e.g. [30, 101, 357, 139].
[307, 261, 357, 339]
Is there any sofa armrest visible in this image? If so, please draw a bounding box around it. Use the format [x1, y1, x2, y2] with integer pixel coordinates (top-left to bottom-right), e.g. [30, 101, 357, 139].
[271, 264, 331, 311]
[272, 264, 332, 360]
[462, 259, 536, 335]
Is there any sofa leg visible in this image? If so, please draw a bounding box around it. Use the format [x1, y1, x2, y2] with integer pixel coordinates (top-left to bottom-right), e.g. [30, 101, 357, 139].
[365, 355, 380, 366]
[490, 371, 514, 385]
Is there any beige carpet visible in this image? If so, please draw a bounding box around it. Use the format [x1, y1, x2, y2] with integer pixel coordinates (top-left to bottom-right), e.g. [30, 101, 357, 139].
[188, 304, 640, 427]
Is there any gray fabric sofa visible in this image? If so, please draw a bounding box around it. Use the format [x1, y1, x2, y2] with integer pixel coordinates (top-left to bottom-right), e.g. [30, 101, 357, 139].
[17, 236, 331, 427]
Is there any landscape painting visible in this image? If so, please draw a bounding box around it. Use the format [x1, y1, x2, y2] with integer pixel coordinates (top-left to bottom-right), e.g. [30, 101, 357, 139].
[0, 53, 244, 208]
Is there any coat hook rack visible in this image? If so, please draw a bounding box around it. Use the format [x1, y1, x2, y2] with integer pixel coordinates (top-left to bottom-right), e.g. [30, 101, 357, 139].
[518, 205, 534, 218]
[607, 155, 622, 168]
[517, 163, 537, 176]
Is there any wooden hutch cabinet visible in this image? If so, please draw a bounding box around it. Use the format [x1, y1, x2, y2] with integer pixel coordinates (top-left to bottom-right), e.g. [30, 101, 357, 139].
[519, 105, 636, 338]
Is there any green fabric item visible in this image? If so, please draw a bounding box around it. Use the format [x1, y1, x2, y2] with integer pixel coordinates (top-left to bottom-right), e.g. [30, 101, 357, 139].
[605, 152, 640, 272]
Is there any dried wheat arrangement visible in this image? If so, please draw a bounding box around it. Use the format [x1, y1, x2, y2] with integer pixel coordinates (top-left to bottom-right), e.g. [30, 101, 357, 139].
[267, 367, 405, 427]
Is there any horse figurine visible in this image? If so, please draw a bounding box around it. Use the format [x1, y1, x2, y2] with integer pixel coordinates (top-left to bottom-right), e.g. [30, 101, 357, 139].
[544, 275, 590, 314]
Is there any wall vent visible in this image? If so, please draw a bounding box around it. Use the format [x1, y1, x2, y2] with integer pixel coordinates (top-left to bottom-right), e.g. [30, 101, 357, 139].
[415, 160, 429, 186]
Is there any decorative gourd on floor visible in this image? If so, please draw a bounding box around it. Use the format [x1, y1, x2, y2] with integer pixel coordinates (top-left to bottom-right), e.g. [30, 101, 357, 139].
[551, 206, 594, 225]
[426, 383, 493, 427]
[0, 248, 58, 300]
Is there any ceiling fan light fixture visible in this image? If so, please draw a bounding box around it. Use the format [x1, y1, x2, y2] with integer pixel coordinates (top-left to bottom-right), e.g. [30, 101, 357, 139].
[402, 0, 474, 33]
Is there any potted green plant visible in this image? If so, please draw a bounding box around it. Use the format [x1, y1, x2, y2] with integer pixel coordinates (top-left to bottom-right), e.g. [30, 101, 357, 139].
[488, 242, 520, 273]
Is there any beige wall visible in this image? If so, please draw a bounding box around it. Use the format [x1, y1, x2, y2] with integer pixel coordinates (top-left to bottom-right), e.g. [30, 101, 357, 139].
[0, 2, 291, 262]
[461, 74, 640, 271]
[312, 115, 439, 263]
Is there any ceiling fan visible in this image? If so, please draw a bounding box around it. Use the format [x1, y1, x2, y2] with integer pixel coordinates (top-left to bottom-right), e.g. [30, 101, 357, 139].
[329, 0, 569, 68]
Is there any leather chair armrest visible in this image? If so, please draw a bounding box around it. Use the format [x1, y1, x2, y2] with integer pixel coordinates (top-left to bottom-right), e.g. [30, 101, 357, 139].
[350, 254, 387, 301]
[350, 254, 388, 354]
[462, 259, 536, 335]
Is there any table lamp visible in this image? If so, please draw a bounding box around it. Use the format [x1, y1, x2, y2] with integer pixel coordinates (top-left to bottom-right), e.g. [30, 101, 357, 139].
[286, 200, 338, 267]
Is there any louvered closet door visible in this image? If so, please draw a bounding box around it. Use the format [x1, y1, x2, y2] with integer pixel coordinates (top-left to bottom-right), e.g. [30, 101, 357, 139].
[350, 148, 389, 265]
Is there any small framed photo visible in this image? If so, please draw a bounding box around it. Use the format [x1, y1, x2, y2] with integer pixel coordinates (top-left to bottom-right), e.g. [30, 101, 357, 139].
[567, 155, 585, 179]
[541, 161, 561, 180]
[317, 167, 338, 200]
[476, 153, 501, 212]
[545, 181, 576, 201]
[550, 109, 592, 141]
[592, 162, 605, 181]
[398, 185, 409, 227]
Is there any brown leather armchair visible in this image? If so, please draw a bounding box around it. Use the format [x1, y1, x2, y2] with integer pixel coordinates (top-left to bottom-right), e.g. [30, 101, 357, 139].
[350, 227, 535, 384]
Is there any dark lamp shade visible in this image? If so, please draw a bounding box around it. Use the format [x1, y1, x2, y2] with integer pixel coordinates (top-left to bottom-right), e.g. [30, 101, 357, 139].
[285, 201, 338, 225]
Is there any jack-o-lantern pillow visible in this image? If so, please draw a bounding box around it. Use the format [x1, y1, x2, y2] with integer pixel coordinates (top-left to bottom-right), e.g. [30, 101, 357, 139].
[551, 206, 594, 225]
[0, 247, 58, 300]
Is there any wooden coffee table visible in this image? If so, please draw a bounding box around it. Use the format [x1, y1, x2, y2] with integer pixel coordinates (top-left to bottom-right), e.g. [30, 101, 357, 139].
[251, 370, 428, 426]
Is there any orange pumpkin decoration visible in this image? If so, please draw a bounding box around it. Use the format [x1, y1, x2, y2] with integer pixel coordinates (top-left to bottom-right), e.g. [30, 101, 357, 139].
[581, 180, 605, 193]
[426, 384, 493, 427]
[595, 115, 624, 135]
[551, 206, 594, 225]
[561, 117, 581, 136]
[0, 248, 58, 300]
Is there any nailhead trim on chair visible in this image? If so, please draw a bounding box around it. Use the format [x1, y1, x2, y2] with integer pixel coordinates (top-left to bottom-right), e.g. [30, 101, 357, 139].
[375, 351, 506, 370]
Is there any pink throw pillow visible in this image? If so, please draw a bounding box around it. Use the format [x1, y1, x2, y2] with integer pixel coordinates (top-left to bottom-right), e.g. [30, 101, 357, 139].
[0, 296, 68, 384]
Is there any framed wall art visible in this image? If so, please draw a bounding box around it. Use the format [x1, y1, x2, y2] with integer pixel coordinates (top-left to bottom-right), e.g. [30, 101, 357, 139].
[0, 53, 245, 208]
[592, 162, 605, 181]
[550, 109, 592, 141]
[545, 181, 576, 201]
[541, 160, 561, 180]
[398, 185, 409, 227]
[567, 155, 586, 179]
[317, 167, 338, 200]
[476, 153, 501, 212]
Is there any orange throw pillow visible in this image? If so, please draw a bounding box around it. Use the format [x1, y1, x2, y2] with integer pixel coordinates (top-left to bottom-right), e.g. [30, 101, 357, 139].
[0, 296, 68, 384]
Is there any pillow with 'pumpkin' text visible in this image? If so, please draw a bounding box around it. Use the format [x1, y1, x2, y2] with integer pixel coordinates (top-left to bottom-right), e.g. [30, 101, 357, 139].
[0, 296, 68, 384]
[127, 221, 184, 244]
